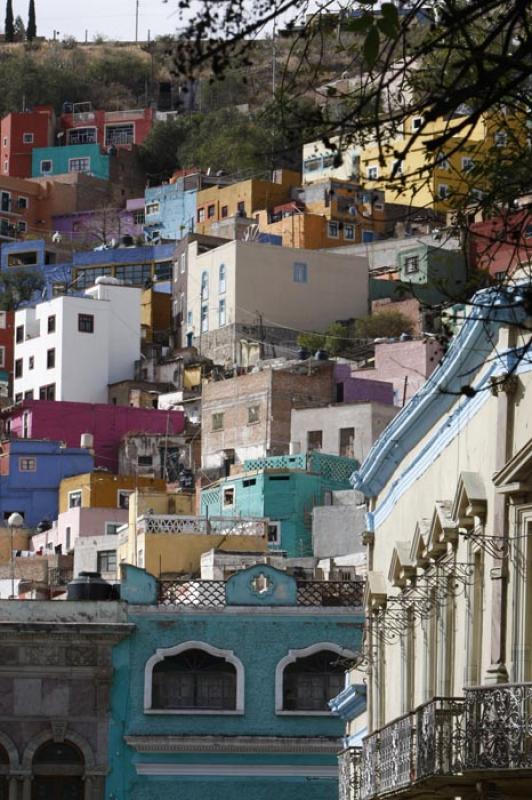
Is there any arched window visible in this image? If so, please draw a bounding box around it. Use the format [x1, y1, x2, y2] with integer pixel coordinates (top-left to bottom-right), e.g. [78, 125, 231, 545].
[32, 741, 84, 800]
[219, 264, 226, 294]
[145, 642, 245, 714]
[276, 644, 354, 714]
[201, 271, 209, 300]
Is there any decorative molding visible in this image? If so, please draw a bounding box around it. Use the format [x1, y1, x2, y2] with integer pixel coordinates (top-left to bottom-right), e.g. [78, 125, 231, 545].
[125, 735, 341, 754]
[329, 684, 367, 721]
[21, 727, 96, 771]
[275, 642, 357, 714]
[143, 640, 245, 713]
[0, 732, 19, 769]
[135, 763, 339, 777]
[50, 719, 68, 743]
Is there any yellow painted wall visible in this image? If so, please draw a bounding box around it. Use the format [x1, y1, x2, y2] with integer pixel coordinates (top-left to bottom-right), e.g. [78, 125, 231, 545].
[141, 288, 172, 343]
[140, 531, 267, 577]
[121, 489, 195, 565]
[59, 473, 167, 514]
[0, 529, 30, 564]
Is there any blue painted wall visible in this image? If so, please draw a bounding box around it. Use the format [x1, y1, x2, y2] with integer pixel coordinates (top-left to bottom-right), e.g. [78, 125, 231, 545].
[201, 453, 358, 557]
[0, 439, 94, 525]
[144, 182, 197, 241]
[107, 564, 364, 800]
[0, 240, 73, 301]
[31, 144, 110, 180]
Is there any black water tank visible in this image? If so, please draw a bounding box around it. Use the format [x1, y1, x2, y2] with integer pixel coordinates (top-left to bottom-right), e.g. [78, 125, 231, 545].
[67, 571, 116, 601]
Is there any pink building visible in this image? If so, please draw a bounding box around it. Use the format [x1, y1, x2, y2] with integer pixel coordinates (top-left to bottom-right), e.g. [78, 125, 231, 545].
[31, 506, 128, 554]
[351, 338, 444, 406]
[0, 400, 186, 473]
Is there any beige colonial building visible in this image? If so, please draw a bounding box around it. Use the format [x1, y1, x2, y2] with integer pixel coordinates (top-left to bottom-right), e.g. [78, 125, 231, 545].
[340, 283, 532, 800]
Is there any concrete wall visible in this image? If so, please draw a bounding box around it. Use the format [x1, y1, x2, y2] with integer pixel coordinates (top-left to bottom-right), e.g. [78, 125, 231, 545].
[312, 490, 366, 558]
[290, 402, 398, 464]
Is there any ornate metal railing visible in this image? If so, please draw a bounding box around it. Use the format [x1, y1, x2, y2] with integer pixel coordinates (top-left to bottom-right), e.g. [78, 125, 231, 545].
[416, 697, 464, 779]
[297, 580, 364, 607]
[360, 731, 378, 800]
[379, 712, 416, 793]
[138, 514, 268, 537]
[159, 579, 363, 608]
[464, 682, 532, 770]
[339, 747, 362, 800]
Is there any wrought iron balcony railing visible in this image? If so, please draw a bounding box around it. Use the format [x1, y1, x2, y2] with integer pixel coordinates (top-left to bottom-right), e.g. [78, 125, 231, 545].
[137, 514, 268, 538]
[464, 682, 532, 770]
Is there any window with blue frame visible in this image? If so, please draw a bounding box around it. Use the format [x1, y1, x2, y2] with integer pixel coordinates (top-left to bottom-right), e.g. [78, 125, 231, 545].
[293, 262, 308, 283]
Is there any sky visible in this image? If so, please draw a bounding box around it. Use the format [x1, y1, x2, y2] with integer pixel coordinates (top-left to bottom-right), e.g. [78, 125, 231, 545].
[18, 0, 187, 42]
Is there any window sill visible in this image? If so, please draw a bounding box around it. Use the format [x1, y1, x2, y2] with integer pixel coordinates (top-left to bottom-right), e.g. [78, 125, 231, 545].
[144, 708, 244, 716]
[276, 710, 333, 716]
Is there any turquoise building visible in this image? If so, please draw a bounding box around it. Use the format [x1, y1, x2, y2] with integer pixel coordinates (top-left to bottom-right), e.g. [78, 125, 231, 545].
[107, 563, 364, 800]
[201, 453, 358, 557]
[31, 143, 111, 180]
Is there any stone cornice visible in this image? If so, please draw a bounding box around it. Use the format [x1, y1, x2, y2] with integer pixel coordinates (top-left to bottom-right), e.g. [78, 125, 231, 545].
[124, 735, 341, 754]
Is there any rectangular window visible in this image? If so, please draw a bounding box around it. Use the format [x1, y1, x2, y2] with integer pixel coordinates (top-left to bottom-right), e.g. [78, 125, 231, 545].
[223, 487, 235, 507]
[28, 356, 34, 370]
[0, 191, 10, 212]
[14, 393, 22, 403]
[14, 358, 22, 378]
[105, 123, 134, 146]
[78, 314, 94, 333]
[133, 210, 145, 225]
[494, 131, 508, 147]
[218, 298, 226, 327]
[197, 208, 205, 223]
[180, 254, 186, 274]
[237, 201, 246, 216]
[247, 405, 260, 424]
[68, 157, 91, 174]
[137, 455, 153, 466]
[437, 152, 450, 170]
[105, 522, 123, 536]
[118, 490, 133, 509]
[404, 255, 420, 274]
[212, 412, 224, 432]
[201, 304, 208, 333]
[68, 490, 82, 508]
[46, 348, 55, 369]
[47, 315, 56, 333]
[339, 427, 355, 458]
[18, 457, 36, 472]
[24, 390, 33, 400]
[307, 430, 323, 451]
[293, 262, 308, 283]
[3, 161, 7, 174]
[67, 127, 97, 145]
[344, 224, 355, 240]
[327, 221, 339, 238]
[187, 310, 193, 327]
[17, 196, 28, 209]
[17, 221, 27, 233]
[207, 204, 216, 219]
[221, 205, 228, 218]
[145, 201, 160, 216]
[438, 184, 449, 199]
[38, 383, 55, 400]
[15, 325, 24, 343]
[0, 312, 6, 328]
[65, 526, 71, 551]
[411, 116, 423, 131]
[97, 550, 117, 573]
[367, 165, 379, 180]
[0, 346, 4, 368]
[22, 133, 34, 144]
[268, 521, 281, 545]
[40, 160, 52, 175]
[461, 157, 475, 173]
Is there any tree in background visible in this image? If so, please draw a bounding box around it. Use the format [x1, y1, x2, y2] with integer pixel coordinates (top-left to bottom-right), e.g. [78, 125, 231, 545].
[0, 270, 44, 310]
[354, 311, 414, 340]
[4, 0, 13, 42]
[26, 0, 36, 41]
[13, 15, 25, 42]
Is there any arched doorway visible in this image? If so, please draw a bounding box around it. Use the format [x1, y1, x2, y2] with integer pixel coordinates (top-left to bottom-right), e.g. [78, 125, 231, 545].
[31, 741, 84, 800]
[0, 745, 8, 800]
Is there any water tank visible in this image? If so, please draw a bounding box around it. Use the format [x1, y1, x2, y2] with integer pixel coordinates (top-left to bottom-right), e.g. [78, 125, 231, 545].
[314, 349, 329, 361]
[95, 276, 121, 286]
[80, 432, 94, 450]
[66, 571, 116, 601]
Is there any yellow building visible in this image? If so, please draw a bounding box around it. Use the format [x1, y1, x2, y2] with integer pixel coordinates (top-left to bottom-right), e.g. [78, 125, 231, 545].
[195, 170, 301, 235]
[0, 527, 30, 565]
[141, 288, 172, 344]
[59, 472, 167, 514]
[118, 488, 268, 577]
[304, 112, 526, 213]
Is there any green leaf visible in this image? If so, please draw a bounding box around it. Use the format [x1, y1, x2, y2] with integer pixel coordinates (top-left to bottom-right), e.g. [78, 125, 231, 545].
[363, 25, 380, 67]
[345, 12, 374, 33]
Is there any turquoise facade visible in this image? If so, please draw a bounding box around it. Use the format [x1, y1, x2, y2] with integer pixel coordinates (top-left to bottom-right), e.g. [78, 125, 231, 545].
[201, 453, 358, 557]
[31, 143, 110, 180]
[107, 564, 364, 800]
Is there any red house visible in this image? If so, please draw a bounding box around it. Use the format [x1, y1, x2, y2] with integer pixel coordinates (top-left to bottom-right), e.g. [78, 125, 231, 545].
[0, 106, 55, 178]
[469, 210, 532, 277]
[0, 309, 14, 394]
[59, 103, 154, 149]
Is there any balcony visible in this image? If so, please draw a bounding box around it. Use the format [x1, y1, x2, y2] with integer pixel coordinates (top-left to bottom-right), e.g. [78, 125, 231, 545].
[137, 514, 269, 537]
[341, 685, 532, 799]
[104, 109, 144, 121]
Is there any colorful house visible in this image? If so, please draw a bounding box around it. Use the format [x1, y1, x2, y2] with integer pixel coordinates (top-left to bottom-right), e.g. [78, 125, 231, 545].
[0, 438, 94, 526]
[59, 103, 154, 148]
[144, 172, 224, 242]
[71, 242, 175, 289]
[201, 452, 358, 557]
[52, 199, 146, 248]
[32, 143, 112, 180]
[1, 400, 185, 473]
[0, 106, 55, 178]
[107, 562, 364, 800]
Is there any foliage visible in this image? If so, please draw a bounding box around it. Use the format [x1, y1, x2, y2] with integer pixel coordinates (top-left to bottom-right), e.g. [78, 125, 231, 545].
[0, 270, 44, 310]
[4, 0, 13, 43]
[13, 15, 25, 42]
[297, 321, 354, 356]
[26, 0, 36, 41]
[354, 311, 414, 340]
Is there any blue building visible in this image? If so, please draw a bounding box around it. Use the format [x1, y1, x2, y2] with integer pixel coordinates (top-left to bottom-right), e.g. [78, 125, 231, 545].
[108, 563, 364, 800]
[144, 180, 197, 242]
[0, 240, 73, 300]
[0, 438, 94, 526]
[201, 453, 358, 557]
[31, 143, 111, 180]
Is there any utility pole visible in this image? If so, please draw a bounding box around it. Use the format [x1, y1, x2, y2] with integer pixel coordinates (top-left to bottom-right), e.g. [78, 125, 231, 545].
[135, 0, 139, 43]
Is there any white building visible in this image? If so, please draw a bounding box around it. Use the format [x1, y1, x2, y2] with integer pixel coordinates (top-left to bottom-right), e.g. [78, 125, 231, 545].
[13, 279, 141, 403]
[185, 239, 369, 365]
